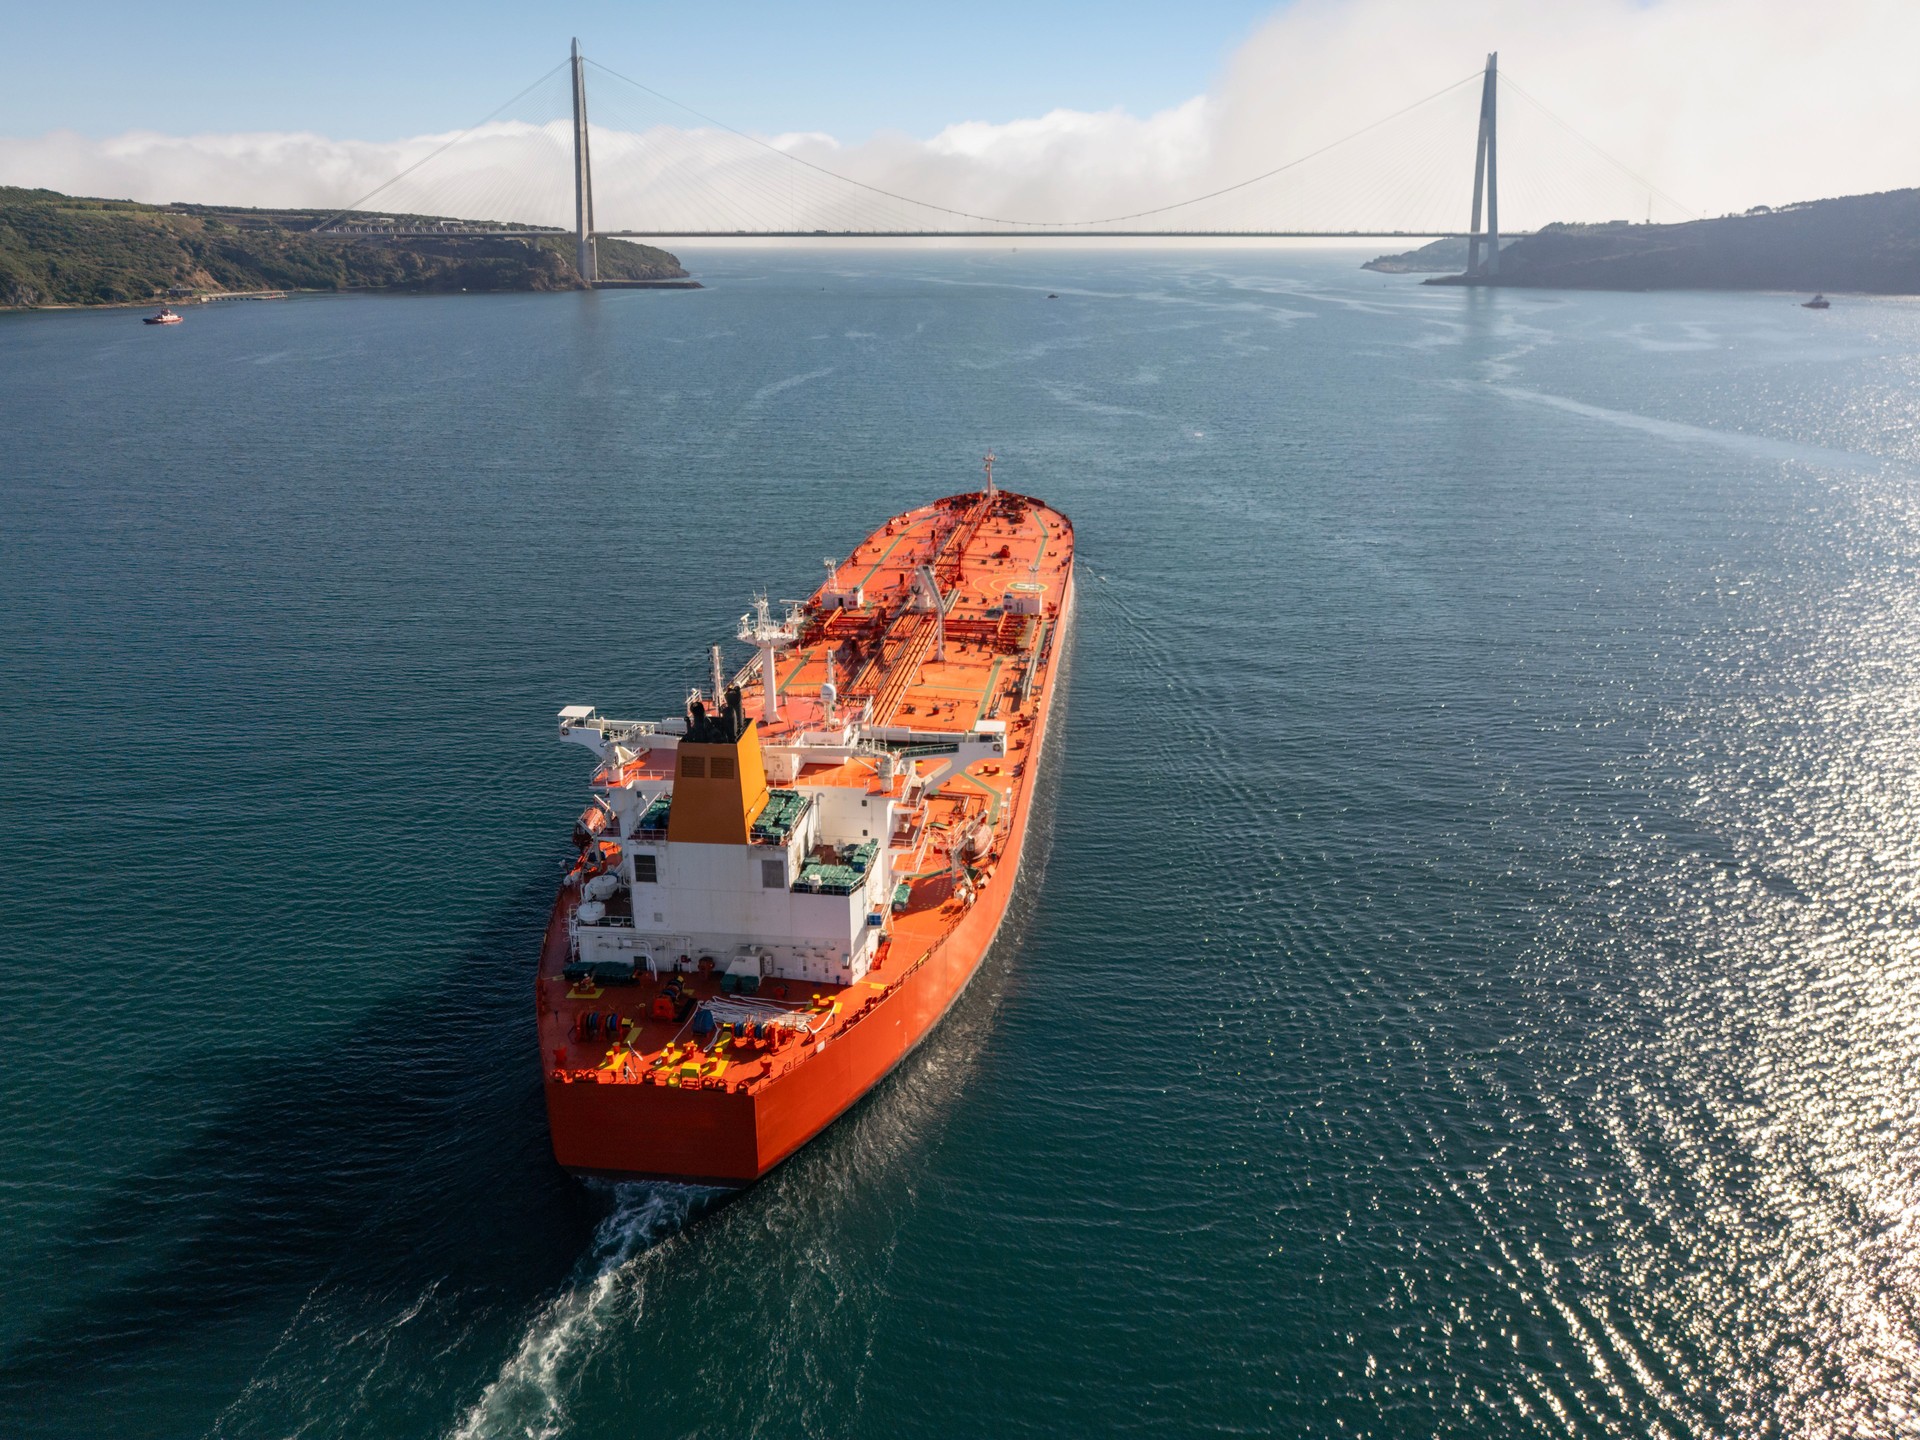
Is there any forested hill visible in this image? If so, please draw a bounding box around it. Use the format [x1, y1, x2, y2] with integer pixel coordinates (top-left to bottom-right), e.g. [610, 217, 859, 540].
[0, 188, 687, 306]
[1416, 188, 1920, 293]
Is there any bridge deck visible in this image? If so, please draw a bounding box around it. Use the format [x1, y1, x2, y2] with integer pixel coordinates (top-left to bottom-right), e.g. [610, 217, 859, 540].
[596, 230, 1527, 240]
[313, 227, 1530, 243]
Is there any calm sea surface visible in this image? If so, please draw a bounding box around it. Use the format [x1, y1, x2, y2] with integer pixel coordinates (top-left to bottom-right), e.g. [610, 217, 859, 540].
[4, 251, 1920, 1438]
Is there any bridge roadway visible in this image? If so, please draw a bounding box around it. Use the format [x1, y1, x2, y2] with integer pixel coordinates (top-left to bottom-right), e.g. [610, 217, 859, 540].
[316, 227, 566, 238]
[315, 227, 1530, 242]
[596, 230, 1531, 240]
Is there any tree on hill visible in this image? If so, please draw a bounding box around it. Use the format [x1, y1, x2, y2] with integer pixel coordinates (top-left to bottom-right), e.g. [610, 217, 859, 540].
[0, 188, 686, 306]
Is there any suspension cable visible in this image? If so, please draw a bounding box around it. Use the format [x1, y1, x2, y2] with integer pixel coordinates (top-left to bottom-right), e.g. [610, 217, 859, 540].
[307, 60, 570, 231]
[1497, 73, 1696, 221]
[586, 57, 1484, 231]
[309, 55, 1697, 237]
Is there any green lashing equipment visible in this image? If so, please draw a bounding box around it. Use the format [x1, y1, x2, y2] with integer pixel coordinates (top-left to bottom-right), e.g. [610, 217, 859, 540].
[751, 788, 808, 845]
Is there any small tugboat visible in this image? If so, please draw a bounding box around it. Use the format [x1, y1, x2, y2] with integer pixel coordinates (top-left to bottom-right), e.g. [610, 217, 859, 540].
[142, 307, 183, 325]
[1801, 294, 1830, 310]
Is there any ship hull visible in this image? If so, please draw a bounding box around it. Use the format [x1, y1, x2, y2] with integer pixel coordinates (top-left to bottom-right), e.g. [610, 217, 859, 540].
[542, 568, 1073, 1187]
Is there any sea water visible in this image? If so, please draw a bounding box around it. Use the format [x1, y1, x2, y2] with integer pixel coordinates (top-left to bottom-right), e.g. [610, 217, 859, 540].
[3, 252, 1919, 1438]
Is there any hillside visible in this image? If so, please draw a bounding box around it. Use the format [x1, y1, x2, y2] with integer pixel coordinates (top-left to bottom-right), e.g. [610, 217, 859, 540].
[0, 188, 688, 306]
[1361, 237, 1514, 274]
[1413, 188, 1920, 293]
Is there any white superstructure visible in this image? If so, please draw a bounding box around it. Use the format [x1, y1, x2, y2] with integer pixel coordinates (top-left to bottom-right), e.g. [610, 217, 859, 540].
[556, 666, 1005, 991]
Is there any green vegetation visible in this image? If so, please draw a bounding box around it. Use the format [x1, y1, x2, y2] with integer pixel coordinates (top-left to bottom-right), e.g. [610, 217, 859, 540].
[0, 187, 687, 306]
[1409, 189, 1920, 293]
[1361, 237, 1513, 274]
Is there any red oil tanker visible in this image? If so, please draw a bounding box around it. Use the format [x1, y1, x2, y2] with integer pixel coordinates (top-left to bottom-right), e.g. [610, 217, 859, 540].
[539, 466, 1074, 1185]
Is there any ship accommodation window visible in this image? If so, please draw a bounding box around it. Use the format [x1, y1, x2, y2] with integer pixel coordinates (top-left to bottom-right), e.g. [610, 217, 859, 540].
[681, 755, 705, 778]
[711, 756, 737, 781]
[634, 854, 659, 884]
[761, 859, 785, 889]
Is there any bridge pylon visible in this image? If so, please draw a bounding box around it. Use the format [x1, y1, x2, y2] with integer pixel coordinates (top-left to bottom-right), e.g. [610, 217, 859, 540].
[571, 38, 597, 285]
[1466, 51, 1499, 278]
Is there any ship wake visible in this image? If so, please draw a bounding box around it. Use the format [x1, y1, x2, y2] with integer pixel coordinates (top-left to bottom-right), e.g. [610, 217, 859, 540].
[447, 1183, 716, 1440]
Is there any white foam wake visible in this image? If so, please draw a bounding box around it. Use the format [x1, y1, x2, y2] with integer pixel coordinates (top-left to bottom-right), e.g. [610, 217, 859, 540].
[447, 1184, 710, 1440]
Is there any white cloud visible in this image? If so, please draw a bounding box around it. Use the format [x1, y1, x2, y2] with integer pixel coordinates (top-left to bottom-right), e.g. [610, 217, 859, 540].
[2, 0, 1914, 233]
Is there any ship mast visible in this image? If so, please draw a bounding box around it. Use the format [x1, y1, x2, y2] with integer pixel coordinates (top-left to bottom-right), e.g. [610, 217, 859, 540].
[738, 594, 801, 724]
[914, 565, 947, 663]
[983, 450, 996, 498]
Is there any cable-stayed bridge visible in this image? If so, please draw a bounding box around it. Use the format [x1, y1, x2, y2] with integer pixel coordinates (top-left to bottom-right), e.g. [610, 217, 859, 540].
[316, 42, 1692, 283]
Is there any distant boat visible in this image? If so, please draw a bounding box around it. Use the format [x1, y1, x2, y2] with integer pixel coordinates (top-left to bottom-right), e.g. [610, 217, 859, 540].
[1046, 293, 1058, 299]
[143, 307, 183, 325]
[1801, 294, 1830, 309]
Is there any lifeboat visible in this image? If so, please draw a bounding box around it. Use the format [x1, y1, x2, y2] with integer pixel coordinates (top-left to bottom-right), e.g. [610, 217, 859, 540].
[572, 803, 609, 851]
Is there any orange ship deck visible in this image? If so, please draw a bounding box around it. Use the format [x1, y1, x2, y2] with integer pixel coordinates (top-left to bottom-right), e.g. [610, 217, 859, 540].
[538, 487, 1074, 1185]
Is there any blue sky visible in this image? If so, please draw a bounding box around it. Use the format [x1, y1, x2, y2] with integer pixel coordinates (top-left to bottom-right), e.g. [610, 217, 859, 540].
[1, 0, 1278, 141]
[3, 1, 1911, 224]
